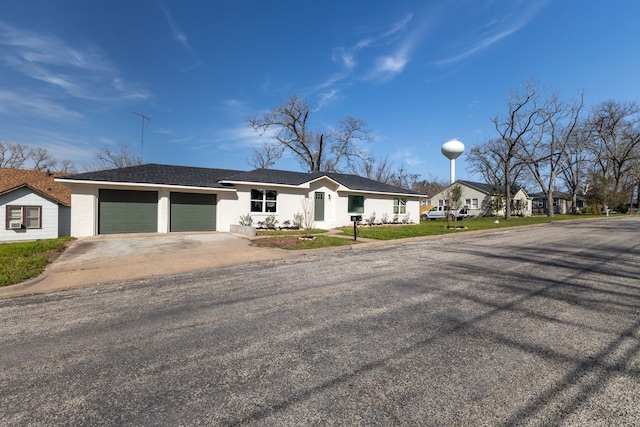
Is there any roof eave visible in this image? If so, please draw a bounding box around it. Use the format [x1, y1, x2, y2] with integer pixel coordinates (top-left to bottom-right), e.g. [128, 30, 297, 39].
[337, 188, 420, 197]
[219, 180, 309, 189]
[0, 183, 70, 206]
[55, 178, 237, 192]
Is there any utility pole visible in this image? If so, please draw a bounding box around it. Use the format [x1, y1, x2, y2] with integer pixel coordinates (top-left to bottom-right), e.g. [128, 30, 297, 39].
[132, 112, 151, 159]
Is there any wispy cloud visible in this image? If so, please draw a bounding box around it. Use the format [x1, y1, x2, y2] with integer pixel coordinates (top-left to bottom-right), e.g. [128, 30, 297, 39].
[436, 1, 547, 67]
[316, 13, 421, 105]
[316, 89, 338, 110]
[366, 47, 410, 81]
[159, 2, 192, 51]
[0, 20, 150, 103]
[0, 22, 112, 72]
[332, 13, 414, 77]
[0, 89, 84, 120]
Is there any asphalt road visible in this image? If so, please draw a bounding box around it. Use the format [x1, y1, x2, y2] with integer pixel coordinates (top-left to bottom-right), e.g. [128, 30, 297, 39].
[1, 218, 639, 426]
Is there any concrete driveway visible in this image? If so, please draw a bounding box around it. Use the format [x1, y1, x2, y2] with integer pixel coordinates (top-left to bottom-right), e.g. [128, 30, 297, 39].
[0, 232, 299, 298]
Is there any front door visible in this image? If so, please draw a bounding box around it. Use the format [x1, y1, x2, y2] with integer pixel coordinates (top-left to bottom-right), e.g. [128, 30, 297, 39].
[314, 192, 325, 221]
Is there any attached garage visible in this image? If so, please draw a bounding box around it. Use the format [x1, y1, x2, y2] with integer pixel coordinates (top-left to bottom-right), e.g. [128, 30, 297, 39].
[98, 189, 158, 234]
[170, 192, 216, 232]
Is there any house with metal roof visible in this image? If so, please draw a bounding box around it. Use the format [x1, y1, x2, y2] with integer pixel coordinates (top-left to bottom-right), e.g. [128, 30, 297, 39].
[425, 180, 532, 217]
[0, 168, 71, 241]
[56, 164, 421, 237]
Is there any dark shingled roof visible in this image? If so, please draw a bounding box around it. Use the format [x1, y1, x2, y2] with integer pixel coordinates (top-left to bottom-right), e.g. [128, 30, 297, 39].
[59, 164, 245, 189]
[222, 169, 316, 186]
[458, 180, 527, 196]
[325, 172, 419, 194]
[225, 169, 420, 194]
[458, 180, 495, 194]
[59, 164, 420, 195]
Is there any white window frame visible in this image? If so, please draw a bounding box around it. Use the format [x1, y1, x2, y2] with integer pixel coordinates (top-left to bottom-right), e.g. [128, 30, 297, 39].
[393, 198, 407, 214]
[250, 189, 278, 213]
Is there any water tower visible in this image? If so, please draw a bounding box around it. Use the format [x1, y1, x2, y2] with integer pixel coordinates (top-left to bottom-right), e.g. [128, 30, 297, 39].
[441, 139, 465, 184]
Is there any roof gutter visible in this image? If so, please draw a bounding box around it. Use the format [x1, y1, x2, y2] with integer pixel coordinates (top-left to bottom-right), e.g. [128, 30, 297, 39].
[54, 178, 237, 193]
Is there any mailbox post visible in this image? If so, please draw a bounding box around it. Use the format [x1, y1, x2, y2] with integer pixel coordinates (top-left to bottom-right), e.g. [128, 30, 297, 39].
[350, 215, 362, 241]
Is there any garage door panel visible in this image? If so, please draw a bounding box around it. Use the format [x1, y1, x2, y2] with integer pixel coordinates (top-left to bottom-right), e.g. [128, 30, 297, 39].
[170, 193, 216, 232]
[99, 189, 158, 234]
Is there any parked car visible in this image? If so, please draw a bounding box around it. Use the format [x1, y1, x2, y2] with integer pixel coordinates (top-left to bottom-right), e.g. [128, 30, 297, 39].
[421, 206, 469, 221]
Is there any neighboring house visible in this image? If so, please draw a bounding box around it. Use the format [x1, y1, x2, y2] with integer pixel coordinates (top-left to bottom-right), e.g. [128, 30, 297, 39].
[55, 164, 421, 237]
[530, 192, 586, 214]
[0, 168, 71, 242]
[425, 180, 532, 217]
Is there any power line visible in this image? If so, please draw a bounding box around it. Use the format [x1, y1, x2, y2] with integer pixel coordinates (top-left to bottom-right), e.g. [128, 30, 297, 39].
[132, 112, 151, 159]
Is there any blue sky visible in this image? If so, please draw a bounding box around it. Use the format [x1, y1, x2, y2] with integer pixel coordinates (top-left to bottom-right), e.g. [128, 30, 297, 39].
[1, 1, 639, 182]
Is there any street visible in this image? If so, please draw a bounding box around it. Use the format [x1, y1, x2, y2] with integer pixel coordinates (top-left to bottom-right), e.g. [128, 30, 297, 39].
[1, 218, 639, 426]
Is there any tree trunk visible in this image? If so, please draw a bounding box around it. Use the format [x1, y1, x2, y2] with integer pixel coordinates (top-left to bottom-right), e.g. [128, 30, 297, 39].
[546, 192, 555, 218]
[504, 165, 512, 220]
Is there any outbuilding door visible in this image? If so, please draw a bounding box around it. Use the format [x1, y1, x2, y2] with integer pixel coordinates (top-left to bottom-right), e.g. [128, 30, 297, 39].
[98, 189, 158, 234]
[170, 192, 216, 232]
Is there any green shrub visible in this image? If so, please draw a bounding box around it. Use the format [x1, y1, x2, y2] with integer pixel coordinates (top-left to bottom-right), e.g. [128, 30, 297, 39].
[264, 215, 278, 229]
[292, 212, 303, 228]
[239, 213, 253, 226]
[616, 203, 629, 214]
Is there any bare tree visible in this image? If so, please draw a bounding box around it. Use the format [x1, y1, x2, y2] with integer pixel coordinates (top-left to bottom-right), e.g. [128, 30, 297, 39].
[57, 159, 77, 174]
[352, 156, 396, 183]
[300, 195, 316, 238]
[492, 80, 548, 219]
[587, 100, 640, 212]
[248, 95, 373, 172]
[93, 143, 143, 170]
[0, 141, 31, 169]
[560, 123, 593, 213]
[519, 90, 584, 217]
[248, 141, 285, 169]
[352, 156, 418, 189]
[31, 147, 59, 171]
[412, 177, 447, 197]
[467, 80, 546, 219]
[444, 183, 463, 228]
[0, 140, 75, 172]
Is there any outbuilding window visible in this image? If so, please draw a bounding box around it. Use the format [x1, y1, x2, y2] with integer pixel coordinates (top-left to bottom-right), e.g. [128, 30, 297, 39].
[348, 195, 365, 213]
[6, 205, 42, 229]
[250, 189, 277, 213]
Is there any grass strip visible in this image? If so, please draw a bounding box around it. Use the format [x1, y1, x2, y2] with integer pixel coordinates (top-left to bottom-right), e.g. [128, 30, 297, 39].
[339, 214, 596, 240]
[0, 237, 73, 287]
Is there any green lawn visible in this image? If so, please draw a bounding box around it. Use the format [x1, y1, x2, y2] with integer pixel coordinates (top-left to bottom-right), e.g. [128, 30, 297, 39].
[0, 237, 73, 287]
[339, 214, 597, 240]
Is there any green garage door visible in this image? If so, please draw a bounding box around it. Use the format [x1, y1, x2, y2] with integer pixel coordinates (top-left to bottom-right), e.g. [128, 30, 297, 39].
[99, 189, 158, 234]
[170, 192, 216, 232]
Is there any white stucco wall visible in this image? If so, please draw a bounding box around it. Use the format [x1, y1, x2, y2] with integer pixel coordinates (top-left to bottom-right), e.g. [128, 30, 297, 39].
[68, 184, 98, 237]
[228, 184, 312, 230]
[63, 180, 422, 235]
[225, 181, 420, 230]
[0, 187, 61, 242]
[348, 193, 420, 224]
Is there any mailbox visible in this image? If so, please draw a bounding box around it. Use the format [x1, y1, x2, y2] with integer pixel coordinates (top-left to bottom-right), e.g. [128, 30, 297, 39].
[350, 215, 362, 222]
